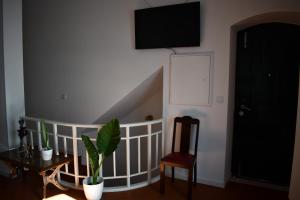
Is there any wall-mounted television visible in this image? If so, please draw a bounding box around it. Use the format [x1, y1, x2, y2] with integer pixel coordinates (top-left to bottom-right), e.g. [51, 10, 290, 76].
[134, 2, 200, 49]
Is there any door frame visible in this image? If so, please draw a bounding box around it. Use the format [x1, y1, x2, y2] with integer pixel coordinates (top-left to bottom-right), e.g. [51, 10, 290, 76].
[226, 11, 300, 193]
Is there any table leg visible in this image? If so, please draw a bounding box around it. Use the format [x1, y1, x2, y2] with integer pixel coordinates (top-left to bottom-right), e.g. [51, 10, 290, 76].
[40, 163, 68, 199]
[41, 172, 48, 199]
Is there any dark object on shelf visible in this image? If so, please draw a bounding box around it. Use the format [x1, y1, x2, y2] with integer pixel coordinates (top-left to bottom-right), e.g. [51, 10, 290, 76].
[17, 119, 29, 152]
[160, 116, 200, 200]
[24, 144, 33, 163]
[145, 115, 154, 121]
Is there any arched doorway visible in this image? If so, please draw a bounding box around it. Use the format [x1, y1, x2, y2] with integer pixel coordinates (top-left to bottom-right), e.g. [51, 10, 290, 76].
[228, 12, 300, 188]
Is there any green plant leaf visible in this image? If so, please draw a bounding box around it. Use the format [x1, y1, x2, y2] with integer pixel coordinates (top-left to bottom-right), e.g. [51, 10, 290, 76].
[81, 135, 99, 179]
[97, 119, 121, 158]
[40, 120, 49, 149]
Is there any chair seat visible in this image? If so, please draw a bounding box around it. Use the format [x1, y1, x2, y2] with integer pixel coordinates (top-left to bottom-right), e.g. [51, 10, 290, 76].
[161, 152, 196, 168]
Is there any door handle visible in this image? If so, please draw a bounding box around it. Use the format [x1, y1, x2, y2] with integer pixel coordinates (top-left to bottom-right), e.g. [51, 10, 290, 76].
[240, 104, 251, 111]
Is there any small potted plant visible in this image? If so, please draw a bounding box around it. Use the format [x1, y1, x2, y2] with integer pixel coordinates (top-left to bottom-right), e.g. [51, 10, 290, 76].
[81, 119, 120, 200]
[40, 120, 53, 161]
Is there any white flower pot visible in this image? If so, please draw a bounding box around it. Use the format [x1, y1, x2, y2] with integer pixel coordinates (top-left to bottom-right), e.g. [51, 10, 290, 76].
[83, 177, 104, 200]
[41, 148, 53, 161]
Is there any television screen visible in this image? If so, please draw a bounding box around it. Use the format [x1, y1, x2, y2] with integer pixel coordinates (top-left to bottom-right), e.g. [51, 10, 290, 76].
[134, 2, 200, 49]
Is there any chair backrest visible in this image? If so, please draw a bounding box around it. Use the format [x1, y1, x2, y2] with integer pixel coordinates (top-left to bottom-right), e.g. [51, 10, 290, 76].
[172, 116, 200, 156]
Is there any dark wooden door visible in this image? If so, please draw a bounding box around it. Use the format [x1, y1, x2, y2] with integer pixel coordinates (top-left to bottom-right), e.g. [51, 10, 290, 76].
[232, 23, 300, 186]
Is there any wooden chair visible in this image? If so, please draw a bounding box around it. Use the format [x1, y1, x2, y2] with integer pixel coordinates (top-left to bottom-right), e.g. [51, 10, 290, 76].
[160, 116, 200, 200]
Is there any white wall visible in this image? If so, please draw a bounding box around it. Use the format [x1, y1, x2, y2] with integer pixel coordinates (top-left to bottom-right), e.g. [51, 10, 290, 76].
[2, 0, 24, 149]
[23, 0, 169, 124]
[23, 0, 300, 188]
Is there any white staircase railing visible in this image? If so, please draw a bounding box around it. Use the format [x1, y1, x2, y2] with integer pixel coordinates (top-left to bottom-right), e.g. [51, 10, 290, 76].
[22, 116, 165, 192]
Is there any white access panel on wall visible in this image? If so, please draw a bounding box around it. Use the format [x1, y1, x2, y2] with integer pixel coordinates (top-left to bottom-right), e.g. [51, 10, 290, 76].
[170, 53, 213, 106]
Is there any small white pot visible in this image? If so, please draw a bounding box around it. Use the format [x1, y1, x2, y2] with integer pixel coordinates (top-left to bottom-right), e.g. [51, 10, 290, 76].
[83, 177, 104, 200]
[41, 148, 53, 161]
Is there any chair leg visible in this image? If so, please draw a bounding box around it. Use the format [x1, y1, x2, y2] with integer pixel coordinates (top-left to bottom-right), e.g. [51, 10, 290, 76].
[172, 167, 175, 183]
[187, 167, 193, 200]
[194, 163, 197, 186]
[160, 163, 165, 194]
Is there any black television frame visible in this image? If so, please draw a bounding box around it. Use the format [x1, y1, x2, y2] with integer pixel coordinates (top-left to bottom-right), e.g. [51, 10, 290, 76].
[134, 2, 200, 49]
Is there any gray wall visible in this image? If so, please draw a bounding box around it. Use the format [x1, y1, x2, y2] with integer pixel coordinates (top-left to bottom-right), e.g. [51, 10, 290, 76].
[0, 0, 24, 177]
[0, 0, 8, 151]
[96, 68, 163, 124]
[121, 88, 162, 123]
[2, 0, 24, 148]
[1, 0, 24, 150]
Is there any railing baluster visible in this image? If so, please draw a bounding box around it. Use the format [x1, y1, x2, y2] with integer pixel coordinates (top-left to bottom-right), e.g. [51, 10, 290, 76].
[162, 119, 165, 157]
[72, 126, 80, 187]
[53, 124, 59, 155]
[65, 164, 69, 174]
[126, 126, 131, 188]
[37, 121, 42, 150]
[63, 137, 67, 157]
[30, 130, 34, 149]
[100, 166, 103, 177]
[96, 127, 103, 178]
[86, 151, 90, 177]
[156, 133, 158, 167]
[147, 124, 152, 184]
[63, 137, 69, 173]
[138, 137, 141, 173]
[52, 123, 61, 182]
[113, 151, 116, 177]
[57, 172, 61, 183]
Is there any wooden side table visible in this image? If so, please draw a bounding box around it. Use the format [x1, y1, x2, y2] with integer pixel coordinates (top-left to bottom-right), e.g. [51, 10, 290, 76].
[0, 149, 73, 199]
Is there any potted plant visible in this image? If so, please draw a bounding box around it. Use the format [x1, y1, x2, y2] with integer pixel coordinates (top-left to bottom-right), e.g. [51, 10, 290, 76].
[81, 118, 120, 200]
[40, 120, 53, 161]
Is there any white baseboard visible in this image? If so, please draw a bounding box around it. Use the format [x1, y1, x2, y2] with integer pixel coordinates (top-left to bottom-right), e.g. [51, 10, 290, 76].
[196, 177, 225, 188]
[165, 168, 225, 188]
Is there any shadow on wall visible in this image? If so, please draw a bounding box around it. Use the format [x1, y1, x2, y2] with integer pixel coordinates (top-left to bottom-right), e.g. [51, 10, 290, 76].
[170, 109, 225, 154]
[166, 109, 226, 183]
[94, 67, 163, 124]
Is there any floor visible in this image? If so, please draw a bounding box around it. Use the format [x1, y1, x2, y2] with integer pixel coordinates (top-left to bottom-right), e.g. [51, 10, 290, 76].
[0, 172, 289, 200]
